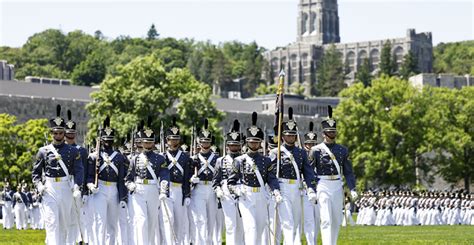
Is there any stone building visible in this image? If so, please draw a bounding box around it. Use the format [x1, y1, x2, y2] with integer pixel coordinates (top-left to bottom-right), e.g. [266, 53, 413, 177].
[264, 0, 434, 96]
[0, 60, 15, 81]
[409, 73, 473, 89]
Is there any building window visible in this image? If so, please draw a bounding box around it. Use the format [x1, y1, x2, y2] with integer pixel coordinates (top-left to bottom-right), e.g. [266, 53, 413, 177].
[370, 49, 380, 71]
[346, 52, 355, 72]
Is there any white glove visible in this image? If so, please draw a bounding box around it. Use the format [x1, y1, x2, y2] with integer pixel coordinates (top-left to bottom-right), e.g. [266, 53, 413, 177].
[159, 193, 167, 201]
[190, 175, 200, 184]
[87, 183, 99, 194]
[273, 189, 283, 204]
[126, 182, 136, 192]
[215, 187, 224, 199]
[351, 190, 358, 200]
[120, 201, 127, 208]
[184, 197, 191, 206]
[73, 184, 81, 199]
[37, 183, 46, 194]
[307, 189, 317, 204]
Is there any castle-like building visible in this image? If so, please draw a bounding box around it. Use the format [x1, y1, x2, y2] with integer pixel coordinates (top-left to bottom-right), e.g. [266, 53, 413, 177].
[264, 0, 434, 96]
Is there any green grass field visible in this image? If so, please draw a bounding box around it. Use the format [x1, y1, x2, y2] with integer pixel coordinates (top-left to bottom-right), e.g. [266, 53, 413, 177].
[1, 224, 473, 244]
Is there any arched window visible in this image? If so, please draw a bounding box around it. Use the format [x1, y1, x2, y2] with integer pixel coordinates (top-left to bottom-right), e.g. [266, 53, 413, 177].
[346, 51, 355, 72]
[370, 49, 380, 71]
[357, 50, 368, 66]
[393, 46, 404, 70]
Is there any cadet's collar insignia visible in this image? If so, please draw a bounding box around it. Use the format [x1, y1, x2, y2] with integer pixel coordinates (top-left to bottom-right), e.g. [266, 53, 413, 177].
[287, 121, 296, 130]
[230, 132, 239, 140]
[249, 126, 259, 136]
[171, 127, 179, 135]
[327, 119, 336, 127]
[202, 130, 210, 138]
[53, 117, 63, 126]
[105, 127, 113, 136]
[66, 121, 74, 129]
[144, 128, 154, 138]
[308, 132, 315, 139]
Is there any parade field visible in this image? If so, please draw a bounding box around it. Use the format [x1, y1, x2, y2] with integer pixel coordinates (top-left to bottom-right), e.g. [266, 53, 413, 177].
[1, 224, 473, 245]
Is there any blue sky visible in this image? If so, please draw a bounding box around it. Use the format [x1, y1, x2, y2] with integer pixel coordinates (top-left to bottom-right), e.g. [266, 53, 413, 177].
[0, 0, 472, 49]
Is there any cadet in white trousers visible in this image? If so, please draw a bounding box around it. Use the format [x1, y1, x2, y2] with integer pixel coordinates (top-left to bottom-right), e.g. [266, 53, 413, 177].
[302, 122, 320, 245]
[212, 120, 244, 245]
[32, 104, 84, 244]
[189, 119, 219, 245]
[13, 187, 28, 230]
[227, 112, 282, 245]
[309, 105, 357, 245]
[269, 108, 318, 245]
[125, 117, 170, 245]
[1, 183, 15, 229]
[87, 117, 129, 245]
[163, 117, 192, 244]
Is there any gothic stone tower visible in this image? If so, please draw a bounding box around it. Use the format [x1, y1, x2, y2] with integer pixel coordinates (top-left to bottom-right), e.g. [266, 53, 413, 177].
[297, 0, 340, 44]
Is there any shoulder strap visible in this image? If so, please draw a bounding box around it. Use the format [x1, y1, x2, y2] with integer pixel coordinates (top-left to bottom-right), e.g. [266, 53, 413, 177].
[139, 153, 160, 183]
[315, 143, 341, 177]
[244, 154, 265, 188]
[197, 153, 216, 175]
[99, 151, 119, 175]
[281, 146, 301, 183]
[47, 144, 70, 177]
[166, 150, 184, 174]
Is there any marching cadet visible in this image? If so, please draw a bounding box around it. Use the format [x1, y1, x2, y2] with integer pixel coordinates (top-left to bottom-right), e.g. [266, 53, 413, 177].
[32, 104, 84, 244]
[162, 117, 192, 244]
[302, 122, 321, 245]
[309, 105, 357, 245]
[13, 184, 28, 230]
[189, 119, 219, 244]
[64, 109, 90, 243]
[125, 116, 170, 245]
[269, 107, 317, 245]
[228, 112, 281, 245]
[1, 182, 15, 229]
[86, 117, 129, 245]
[212, 120, 244, 245]
[30, 188, 42, 230]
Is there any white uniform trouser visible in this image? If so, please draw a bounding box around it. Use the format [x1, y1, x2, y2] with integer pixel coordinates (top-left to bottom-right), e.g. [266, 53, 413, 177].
[81, 196, 94, 244]
[220, 183, 243, 245]
[31, 206, 41, 229]
[117, 201, 130, 245]
[90, 181, 120, 245]
[2, 201, 14, 229]
[14, 202, 26, 229]
[278, 182, 302, 245]
[42, 179, 74, 244]
[317, 179, 343, 245]
[303, 194, 320, 245]
[129, 183, 160, 245]
[190, 183, 217, 245]
[163, 184, 189, 244]
[239, 186, 269, 245]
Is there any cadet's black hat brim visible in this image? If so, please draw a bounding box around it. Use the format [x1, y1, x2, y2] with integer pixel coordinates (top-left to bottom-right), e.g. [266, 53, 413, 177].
[65, 129, 76, 134]
[141, 138, 155, 142]
[166, 135, 181, 140]
[246, 137, 262, 143]
[226, 141, 241, 145]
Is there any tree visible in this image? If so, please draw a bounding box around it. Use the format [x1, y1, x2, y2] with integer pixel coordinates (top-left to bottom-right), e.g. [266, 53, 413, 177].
[71, 49, 109, 86]
[255, 83, 277, 95]
[434, 41, 474, 75]
[421, 86, 474, 191]
[0, 114, 49, 186]
[379, 40, 396, 76]
[22, 29, 68, 70]
[289, 82, 306, 96]
[15, 63, 69, 80]
[355, 58, 372, 87]
[316, 44, 346, 96]
[147, 24, 159, 40]
[86, 53, 224, 143]
[64, 30, 101, 72]
[334, 76, 432, 189]
[399, 51, 419, 79]
[94, 30, 104, 40]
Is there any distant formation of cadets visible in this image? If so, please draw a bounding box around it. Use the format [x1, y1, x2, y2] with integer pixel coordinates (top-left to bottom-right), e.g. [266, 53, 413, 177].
[0, 103, 472, 245]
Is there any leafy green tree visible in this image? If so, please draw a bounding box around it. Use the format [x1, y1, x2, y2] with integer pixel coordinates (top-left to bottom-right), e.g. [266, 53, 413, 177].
[64, 30, 100, 72]
[434, 41, 474, 75]
[335, 76, 432, 189]
[399, 51, 419, 79]
[289, 82, 306, 96]
[71, 49, 109, 86]
[316, 44, 346, 96]
[356, 58, 372, 87]
[147, 24, 159, 40]
[15, 63, 69, 80]
[255, 83, 277, 95]
[86, 53, 224, 143]
[0, 114, 18, 183]
[421, 86, 474, 191]
[22, 29, 68, 70]
[379, 40, 396, 76]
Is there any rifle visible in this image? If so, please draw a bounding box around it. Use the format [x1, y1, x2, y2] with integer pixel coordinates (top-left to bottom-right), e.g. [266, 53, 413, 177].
[94, 121, 102, 188]
[160, 121, 165, 153]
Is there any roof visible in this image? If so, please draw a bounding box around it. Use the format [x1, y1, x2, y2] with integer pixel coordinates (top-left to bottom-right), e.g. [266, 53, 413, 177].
[0, 79, 98, 101]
